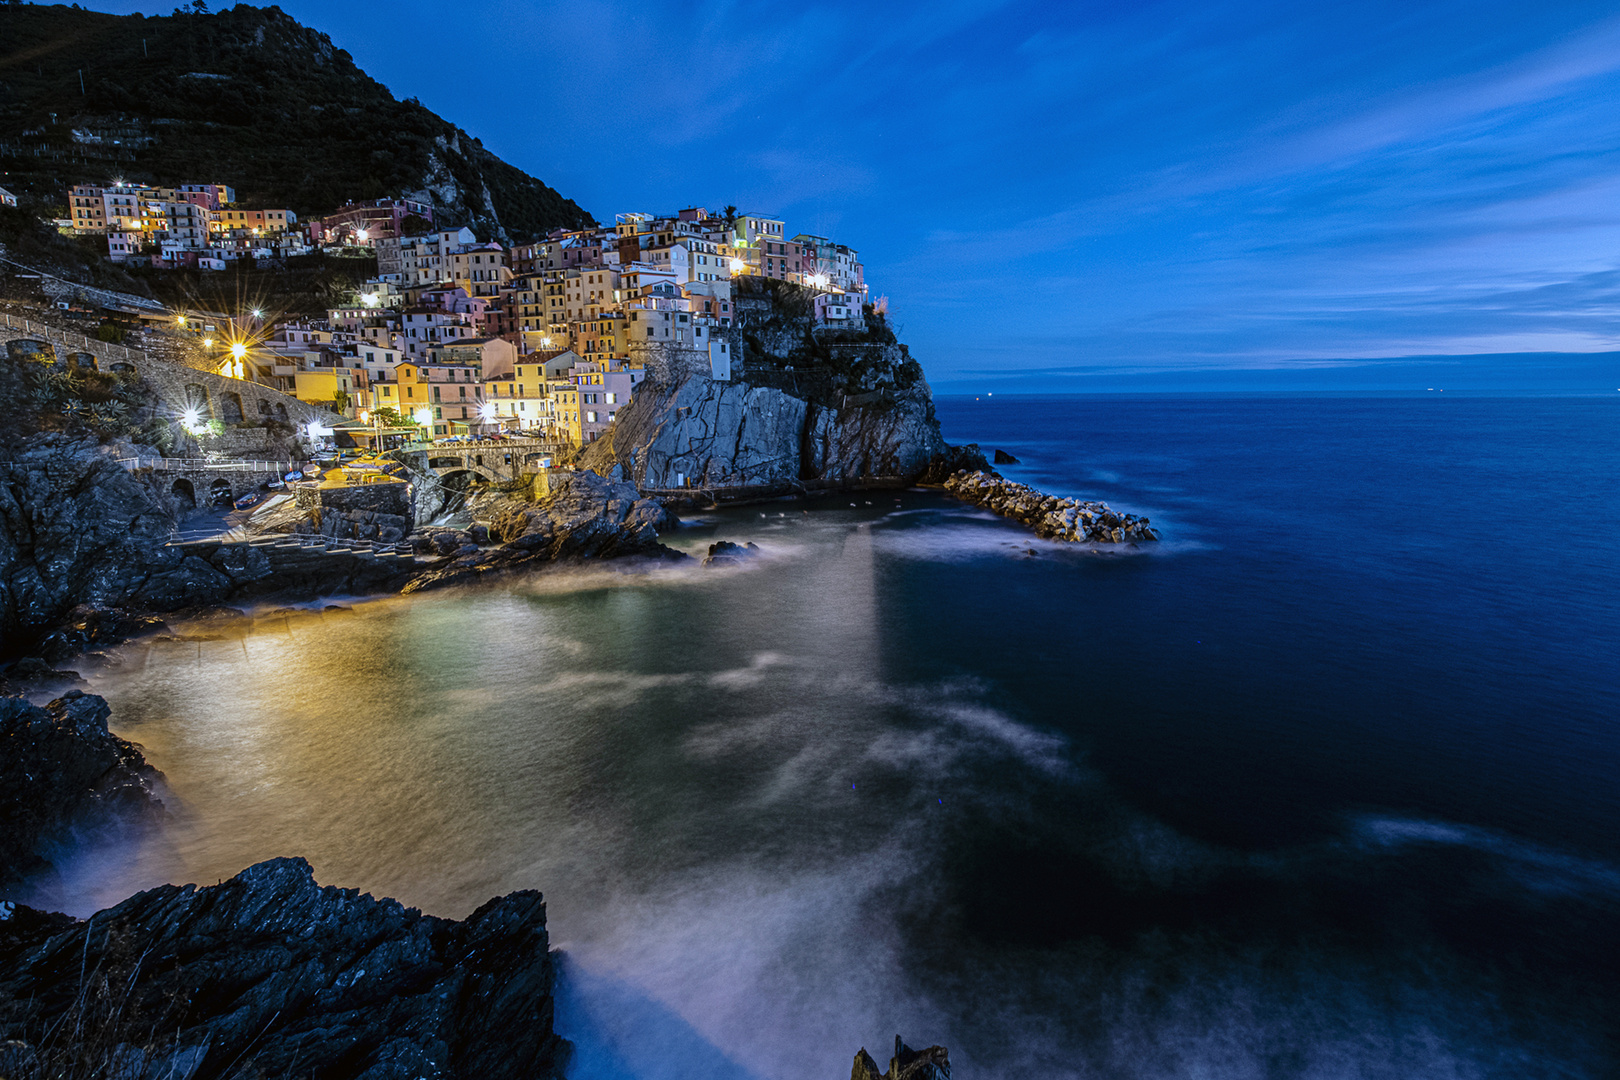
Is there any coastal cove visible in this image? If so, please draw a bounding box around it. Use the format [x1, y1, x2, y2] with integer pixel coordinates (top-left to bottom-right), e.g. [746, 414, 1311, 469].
[26, 393, 1620, 1078]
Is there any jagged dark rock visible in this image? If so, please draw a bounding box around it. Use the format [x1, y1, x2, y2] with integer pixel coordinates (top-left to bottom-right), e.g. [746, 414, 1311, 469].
[703, 540, 760, 566]
[0, 690, 165, 889]
[992, 448, 1021, 465]
[402, 470, 682, 592]
[944, 470, 1160, 544]
[852, 1036, 951, 1080]
[0, 858, 566, 1080]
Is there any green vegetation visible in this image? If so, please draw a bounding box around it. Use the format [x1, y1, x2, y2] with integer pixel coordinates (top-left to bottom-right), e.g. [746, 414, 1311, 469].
[0, 3, 594, 240]
[0, 346, 173, 450]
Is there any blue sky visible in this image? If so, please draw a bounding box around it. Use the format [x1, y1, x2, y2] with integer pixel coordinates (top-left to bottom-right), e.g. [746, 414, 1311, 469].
[85, 1, 1620, 386]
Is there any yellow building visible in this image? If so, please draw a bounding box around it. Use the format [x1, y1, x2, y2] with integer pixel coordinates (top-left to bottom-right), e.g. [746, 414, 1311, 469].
[294, 368, 358, 414]
[552, 383, 582, 446]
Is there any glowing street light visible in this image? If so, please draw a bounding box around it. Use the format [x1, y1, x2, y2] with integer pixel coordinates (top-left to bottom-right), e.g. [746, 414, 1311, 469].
[356, 229, 369, 243]
[251, 308, 263, 318]
[203, 337, 215, 349]
[479, 401, 496, 420]
[361, 292, 380, 308]
[229, 341, 247, 361]
[180, 407, 203, 432]
[414, 407, 434, 427]
[176, 314, 187, 327]
[729, 258, 745, 273]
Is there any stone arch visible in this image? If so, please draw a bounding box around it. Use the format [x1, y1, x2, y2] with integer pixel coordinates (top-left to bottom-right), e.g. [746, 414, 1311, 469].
[208, 478, 233, 506]
[66, 351, 98, 370]
[258, 398, 273, 417]
[171, 478, 196, 509]
[110, 361, 136, 374]
[428, 456, 464, 470]
[275, 402, 289, 421]
[220, 392, 244, 424]
[7, 339, 55, 363]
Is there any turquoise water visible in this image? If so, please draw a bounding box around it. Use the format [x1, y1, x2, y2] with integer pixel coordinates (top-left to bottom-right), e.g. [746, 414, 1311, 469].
[37, 393, 1620, 1078]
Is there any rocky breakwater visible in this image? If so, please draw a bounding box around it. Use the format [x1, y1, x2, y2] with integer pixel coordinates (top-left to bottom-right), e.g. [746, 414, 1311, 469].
[0, 857, 566, 1080]
[944, 470, 1160, 544]
[401, 468, 681, 592]
[0, 690, 165, 890]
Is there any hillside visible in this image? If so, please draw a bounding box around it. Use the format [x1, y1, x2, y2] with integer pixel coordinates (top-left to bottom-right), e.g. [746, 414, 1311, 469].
[0, 3, 593, 241]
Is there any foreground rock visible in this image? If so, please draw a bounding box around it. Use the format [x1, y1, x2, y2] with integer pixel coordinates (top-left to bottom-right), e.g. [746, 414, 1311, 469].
[703, 540, 760, 566]
[853, 1036, 952, 1080]
[0, 857, 565, 1080]
[944, 470, 1159, 543]
[0, 691, 165, 889]
[401, 469, 682, 592]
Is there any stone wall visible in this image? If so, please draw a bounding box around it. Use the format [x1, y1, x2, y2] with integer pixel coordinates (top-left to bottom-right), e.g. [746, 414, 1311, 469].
[295, 482, 414, 542]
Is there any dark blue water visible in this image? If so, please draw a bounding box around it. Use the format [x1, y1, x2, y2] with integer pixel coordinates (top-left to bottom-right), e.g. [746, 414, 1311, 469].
[47, 393, 1620, 1079]
[929, 393, 1620, 858]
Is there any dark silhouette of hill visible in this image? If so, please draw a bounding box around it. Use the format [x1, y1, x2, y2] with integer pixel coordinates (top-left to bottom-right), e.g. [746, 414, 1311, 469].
[0, 3, 593, 241]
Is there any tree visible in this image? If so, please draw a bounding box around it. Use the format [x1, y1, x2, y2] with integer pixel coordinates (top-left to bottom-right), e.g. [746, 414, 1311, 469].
[372, 406, 402, 426]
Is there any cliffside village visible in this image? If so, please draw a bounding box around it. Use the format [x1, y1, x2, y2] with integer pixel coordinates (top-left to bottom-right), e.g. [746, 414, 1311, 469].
[61, 185, 870, 447]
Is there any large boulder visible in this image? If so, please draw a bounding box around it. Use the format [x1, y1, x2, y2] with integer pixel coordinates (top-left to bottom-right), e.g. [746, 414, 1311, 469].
[0, 858, 565, 1080]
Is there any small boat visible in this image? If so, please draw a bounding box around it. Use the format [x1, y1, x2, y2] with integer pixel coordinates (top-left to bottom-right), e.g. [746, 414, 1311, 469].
[284, 470, 304, 482]
[234, 492, 261, 511]
[266, 480, 285, 490]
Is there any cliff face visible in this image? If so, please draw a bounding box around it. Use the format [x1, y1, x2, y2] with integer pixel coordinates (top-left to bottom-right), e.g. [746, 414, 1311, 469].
[603, 373, 951, 492]
[587, 282, 983, 495]
[0, 858, 565, 1080]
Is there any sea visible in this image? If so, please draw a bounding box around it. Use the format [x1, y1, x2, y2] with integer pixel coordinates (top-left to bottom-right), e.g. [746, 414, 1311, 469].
[28, 393, 1620, 1079]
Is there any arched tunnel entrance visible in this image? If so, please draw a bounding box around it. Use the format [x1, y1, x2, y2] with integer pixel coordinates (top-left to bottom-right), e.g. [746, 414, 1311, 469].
[208, 478, 233, 507]
[171, 477, 196, 510]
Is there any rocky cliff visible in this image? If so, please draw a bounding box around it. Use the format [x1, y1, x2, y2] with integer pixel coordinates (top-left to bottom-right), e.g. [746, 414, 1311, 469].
[0, 690, 166, 890]
[0, 858, 565, 1080]
[582, 281, 986, 496]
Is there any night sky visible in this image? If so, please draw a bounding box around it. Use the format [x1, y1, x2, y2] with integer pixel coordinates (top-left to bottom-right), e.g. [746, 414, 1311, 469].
[81, 1, 1620, 388]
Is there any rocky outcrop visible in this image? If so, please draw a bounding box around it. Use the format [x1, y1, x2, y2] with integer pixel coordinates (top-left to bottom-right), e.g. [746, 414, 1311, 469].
[993, 448, 1021, 465]
[0, 691, 165, 889]
[853, 1036, 951, 1080]
[401, 470, 681, 592]
[0, 436, 177, 658]
[944, 470, 1160, 544]
[0, 857, 565, 1080]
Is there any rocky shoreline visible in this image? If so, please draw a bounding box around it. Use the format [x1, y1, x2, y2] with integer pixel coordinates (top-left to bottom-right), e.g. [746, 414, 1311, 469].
[942, 470, 1160, 544]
